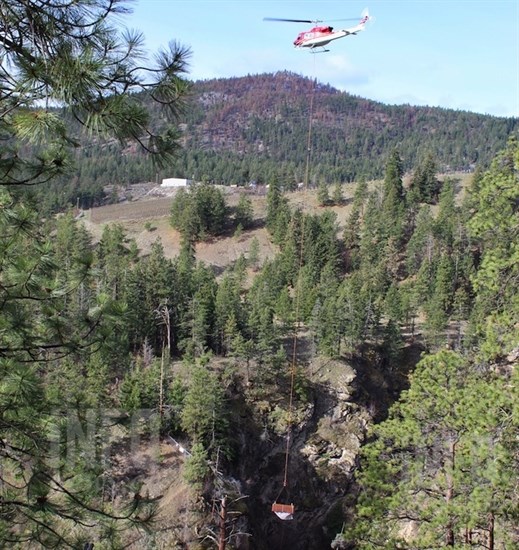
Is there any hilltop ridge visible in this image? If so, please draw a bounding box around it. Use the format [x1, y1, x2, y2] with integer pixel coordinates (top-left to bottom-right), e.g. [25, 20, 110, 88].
[40, 71, 517, 213]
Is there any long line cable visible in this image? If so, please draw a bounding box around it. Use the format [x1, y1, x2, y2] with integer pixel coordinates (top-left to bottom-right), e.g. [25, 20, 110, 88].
[282, 55, 317, 490]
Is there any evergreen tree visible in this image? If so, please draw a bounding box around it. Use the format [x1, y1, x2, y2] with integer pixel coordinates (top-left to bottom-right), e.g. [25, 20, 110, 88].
[190, 272, 218, 356]
[336, 273, 374, 352]
[170, 183, 228, 241]
[214, 271, 244, 354]
[358, 191, 384, 273]
[290, 264, 319, 323]
[170, 187, 200, 240]
[381, 149, 406, 243]
[181, 363, 229, 459]
[348, 350, 518, 548]
[96, 222, 136, 300]
[193, 183, 228, 237]
[332, 181, 344, 205]
[352, 178, 369, 214]
[434, 177, 457, 248]
[311, 262, 342, 356]
[126, 240, 175, 353]
[305, 211, 341, 280]
[410, 151, 440, 203]
[2, 2, 190, 185]
[343, 180, 368, 264]
[234, 192, 254, 229]
[265, 180, 290, 243]
[381, 319, 403, 371]
[467, 137, 519, 360]
[399, 279, 419, 336]
[383, 149, 404, 203]
[183, 442, 210, 493]
[405, 205, 434, 276]
[424, 252, 455, 347]
[383, 282, 402, 322]
[317, 180, 330, 206]
[0, 195, 153, 546]
[0, 1, 191, 540]
[274, 287, 294, 334]
[247, 235, 261, 270]
[343, 205, 361, 252]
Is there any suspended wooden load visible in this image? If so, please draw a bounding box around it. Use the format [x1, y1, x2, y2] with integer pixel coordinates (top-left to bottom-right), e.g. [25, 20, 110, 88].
[272, 480, 295, 520]
[271, 502, 295, 520]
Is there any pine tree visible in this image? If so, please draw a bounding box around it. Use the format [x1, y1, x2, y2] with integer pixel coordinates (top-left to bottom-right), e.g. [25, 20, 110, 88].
[265, 180, 290, 243]
[467, 137, 519, 360]
[170, 187, 200, 240]
[0, 1, 190, 542]
[0, 193, 155, 547]
[434, 177, 457, 248]
[234, 192, 254, 229]
[410, 152, 440, 203]
[193, 183, 228, 238]
[214, 271, 243, 354]
[247, 235, 261, 270]
[170, 184, 228, 241]
[424, 252, 455, 347]
[96, 222, 136, 300]
[181, 364, 229, 459]
[332, 181, 344, 205]
[343, 205, 361, 252]
[348, 350, 518, 548]
[343, 179, 369, 265]
[383, 282, 402, 322]
[336, 273, 372, 352]
[358, 191, 384, 273]
[381, 149, 406, 243]
[126, 240, 175, 353]
[2, 2, 190, 182]
[317, 180, 330, 206]
[405, 205, 434, 276]
[183, 442, 210, 493]
[310, 262, 341, 356]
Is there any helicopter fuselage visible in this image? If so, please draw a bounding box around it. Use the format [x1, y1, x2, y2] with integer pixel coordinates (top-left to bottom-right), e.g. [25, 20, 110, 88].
[294, 28, 352, 48]
[293, 16, 368, 49]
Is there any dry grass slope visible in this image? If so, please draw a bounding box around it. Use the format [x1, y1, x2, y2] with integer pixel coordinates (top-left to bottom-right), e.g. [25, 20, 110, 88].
[81, 173, 472, 271]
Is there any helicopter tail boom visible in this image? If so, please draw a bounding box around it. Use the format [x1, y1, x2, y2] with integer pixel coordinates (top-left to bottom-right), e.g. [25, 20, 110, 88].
[341, 9, 370, 34]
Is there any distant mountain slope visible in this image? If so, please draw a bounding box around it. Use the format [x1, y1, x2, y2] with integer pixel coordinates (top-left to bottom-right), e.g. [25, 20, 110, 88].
[176, 71, 517, 181]
[41, 72, 517, 213]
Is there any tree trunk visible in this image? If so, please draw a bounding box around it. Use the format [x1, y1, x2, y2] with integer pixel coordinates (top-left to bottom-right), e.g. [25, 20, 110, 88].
[445, 438, 456, 546]
[488, 512, 494, 550]
[159, 346, 164, 418]
[218, 496, 227, 550]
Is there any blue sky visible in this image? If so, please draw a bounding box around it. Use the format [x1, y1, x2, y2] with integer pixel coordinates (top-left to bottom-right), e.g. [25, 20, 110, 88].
[126, 1, 519, 118]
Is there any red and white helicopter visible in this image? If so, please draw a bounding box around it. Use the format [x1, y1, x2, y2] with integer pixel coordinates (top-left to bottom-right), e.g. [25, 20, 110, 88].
[264, 8, 370, 52]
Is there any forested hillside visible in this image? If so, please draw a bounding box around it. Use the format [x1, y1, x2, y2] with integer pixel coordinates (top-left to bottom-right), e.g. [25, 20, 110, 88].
[181, 72, 517, 177]
[1, 2, 518, 549]
[37, 71, 517, 214]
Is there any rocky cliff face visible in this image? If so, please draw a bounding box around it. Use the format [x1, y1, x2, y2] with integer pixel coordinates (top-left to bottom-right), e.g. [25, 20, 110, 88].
[230, 356, 373, 550]
[116, 343, 413, 549]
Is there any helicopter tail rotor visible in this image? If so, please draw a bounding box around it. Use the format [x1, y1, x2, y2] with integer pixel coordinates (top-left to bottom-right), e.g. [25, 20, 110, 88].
[361, 7, 374, 25]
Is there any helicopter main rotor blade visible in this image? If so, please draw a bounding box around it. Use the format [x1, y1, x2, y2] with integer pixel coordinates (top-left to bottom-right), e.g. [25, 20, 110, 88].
[263, 16, 359, 24]
[263, 17, 316, 23]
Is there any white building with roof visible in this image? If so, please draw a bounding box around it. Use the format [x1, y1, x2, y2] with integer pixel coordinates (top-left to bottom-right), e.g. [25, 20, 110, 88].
[161, 177, 192, 188]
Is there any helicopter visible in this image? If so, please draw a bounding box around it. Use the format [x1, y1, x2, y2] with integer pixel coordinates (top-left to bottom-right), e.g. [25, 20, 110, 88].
[264, 8, 370, 53]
